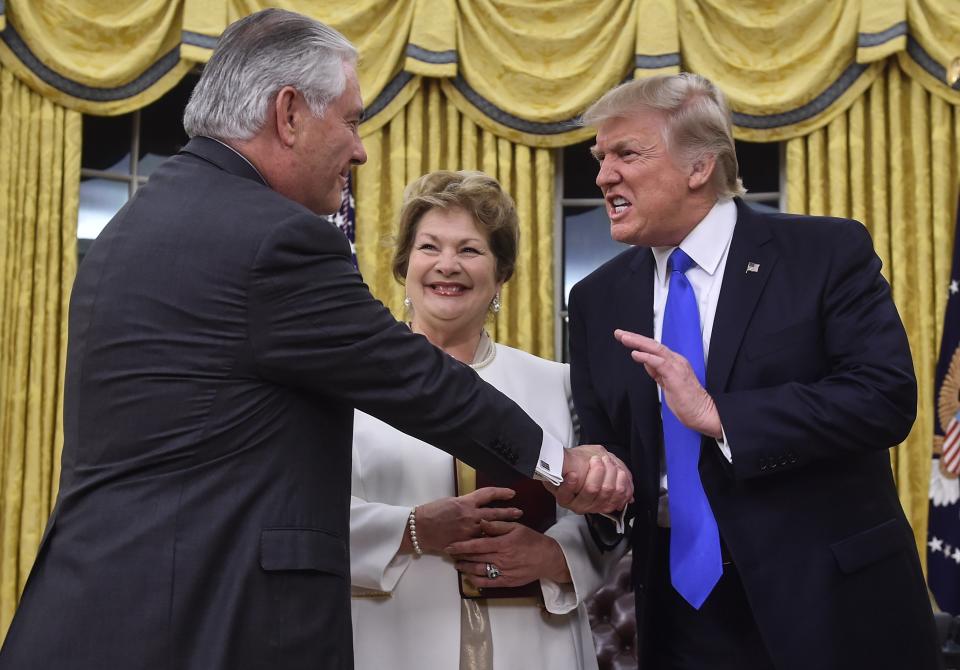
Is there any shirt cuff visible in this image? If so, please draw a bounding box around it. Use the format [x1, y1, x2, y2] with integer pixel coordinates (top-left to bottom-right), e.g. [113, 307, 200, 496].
[533, 432, 564, 486]
[716, 425, 732, 463]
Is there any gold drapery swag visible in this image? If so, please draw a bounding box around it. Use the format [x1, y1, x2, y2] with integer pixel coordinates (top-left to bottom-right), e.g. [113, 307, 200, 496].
[0, 1, 956, 142]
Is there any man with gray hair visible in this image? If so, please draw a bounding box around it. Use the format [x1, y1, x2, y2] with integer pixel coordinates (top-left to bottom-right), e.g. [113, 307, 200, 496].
[569, 72, 940, 669]
[0, 9, 630, 670]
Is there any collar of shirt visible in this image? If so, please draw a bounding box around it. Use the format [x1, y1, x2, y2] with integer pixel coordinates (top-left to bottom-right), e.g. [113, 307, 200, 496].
[648, 196, 738, 371]
[650, 198, 738, 522]
[651, 198, 738, 286]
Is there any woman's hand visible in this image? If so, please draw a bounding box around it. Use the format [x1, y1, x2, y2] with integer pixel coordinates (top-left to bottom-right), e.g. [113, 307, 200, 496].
[446, 519, 571, 588]
[408, 487, 522, 554]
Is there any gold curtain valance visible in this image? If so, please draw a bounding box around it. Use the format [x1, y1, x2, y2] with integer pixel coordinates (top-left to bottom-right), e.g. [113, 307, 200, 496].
[0, 0, 957, 142]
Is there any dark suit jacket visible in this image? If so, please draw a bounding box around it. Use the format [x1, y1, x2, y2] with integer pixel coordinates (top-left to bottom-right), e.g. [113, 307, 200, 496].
[569, 200, 940, 670]
[0, 137, 545, 670]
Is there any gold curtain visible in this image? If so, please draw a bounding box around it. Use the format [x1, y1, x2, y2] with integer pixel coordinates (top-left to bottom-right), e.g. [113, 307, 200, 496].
[0, 0, 194, 116]
[355, 79, 556, 359]
[0, 0, 954, 143]
[0, 65, 80, 636]
[785, 58, 960, 567]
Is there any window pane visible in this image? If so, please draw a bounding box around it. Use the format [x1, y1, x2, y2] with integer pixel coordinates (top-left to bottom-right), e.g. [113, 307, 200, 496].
[563, 205, 629, 306]
[736, 141, 779, 194]
[78, 177, 128, 239]
[562, 140, 600, 199]
[137, 153, 169, 176]
[82, 113, 133, 173]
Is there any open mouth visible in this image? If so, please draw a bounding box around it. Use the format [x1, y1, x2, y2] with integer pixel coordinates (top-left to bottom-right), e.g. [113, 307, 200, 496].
[429, 283, 468, 296]
[606, 195, 632, 219]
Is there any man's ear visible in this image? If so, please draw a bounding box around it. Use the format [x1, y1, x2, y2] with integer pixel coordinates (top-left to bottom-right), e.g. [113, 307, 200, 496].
[274, 86, 299, 148]
[688, 153, 717, 190]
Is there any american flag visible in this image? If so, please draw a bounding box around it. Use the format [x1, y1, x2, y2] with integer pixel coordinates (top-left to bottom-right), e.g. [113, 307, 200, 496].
[944, 415, 960, 474]
[928, 193, 960, 613]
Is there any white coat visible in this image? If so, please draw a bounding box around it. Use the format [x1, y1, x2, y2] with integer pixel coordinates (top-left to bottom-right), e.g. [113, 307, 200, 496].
[350, 343, 619, 669]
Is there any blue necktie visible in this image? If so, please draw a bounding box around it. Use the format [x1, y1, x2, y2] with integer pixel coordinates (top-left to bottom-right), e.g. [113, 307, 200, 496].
[661, 248, 722, 609]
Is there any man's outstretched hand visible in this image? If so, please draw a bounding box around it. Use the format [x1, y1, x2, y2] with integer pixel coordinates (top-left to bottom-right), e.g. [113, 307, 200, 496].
[614, 329, 723, 439]
[544, 445, 633, 514]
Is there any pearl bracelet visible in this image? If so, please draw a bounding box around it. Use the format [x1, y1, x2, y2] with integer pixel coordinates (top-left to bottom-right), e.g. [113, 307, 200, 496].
[408, 507, 423, 555]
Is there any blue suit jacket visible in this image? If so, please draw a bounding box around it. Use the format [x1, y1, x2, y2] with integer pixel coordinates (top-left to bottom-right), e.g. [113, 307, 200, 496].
[569, 199, 940, 670]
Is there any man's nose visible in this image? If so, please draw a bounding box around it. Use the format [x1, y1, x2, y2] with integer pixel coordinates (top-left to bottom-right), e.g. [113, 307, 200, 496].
[596, 158, 619, 188]
[352, 138, 367, 166]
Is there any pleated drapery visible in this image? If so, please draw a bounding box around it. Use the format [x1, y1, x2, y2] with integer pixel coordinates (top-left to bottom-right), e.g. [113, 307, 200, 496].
[0, 65, 80, 636]
[355, 80, 556, 358]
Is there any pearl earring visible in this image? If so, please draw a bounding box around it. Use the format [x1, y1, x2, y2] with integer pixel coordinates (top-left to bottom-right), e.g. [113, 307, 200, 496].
[491, 293, 501, 314]
[403, 296, 412, 309]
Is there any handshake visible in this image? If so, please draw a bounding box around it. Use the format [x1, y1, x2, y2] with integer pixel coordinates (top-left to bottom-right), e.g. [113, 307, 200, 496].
[546, 445, 633, 515]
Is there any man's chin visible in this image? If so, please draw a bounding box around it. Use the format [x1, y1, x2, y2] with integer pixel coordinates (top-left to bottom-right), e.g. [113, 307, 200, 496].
[609, 223, 637, 246]
[312, 198, 343, 217]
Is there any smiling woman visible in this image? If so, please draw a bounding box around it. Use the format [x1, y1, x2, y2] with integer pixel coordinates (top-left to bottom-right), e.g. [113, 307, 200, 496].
[392, 172, 518, 362]
[349, 170, 623, 670]
[404, 206, 501, 346]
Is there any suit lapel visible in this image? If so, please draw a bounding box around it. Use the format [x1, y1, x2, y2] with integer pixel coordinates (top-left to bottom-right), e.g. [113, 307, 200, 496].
[706, 200, 777, 393]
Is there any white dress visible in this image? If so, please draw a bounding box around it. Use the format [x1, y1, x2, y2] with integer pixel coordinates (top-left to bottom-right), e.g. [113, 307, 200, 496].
[350, 343, 616, 670]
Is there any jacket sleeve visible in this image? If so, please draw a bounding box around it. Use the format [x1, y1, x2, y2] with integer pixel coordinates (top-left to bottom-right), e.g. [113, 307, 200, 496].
[567, 285, 632, 466]
[542, 508, 629, 613]
[247, 212, 542, 479]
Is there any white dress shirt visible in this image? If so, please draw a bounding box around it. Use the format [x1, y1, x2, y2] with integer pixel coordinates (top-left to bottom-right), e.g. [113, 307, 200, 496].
[651, 198, 737, 525]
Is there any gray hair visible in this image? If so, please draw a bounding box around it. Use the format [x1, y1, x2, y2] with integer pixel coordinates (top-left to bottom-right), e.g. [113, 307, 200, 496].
[582, 73, 745, 199]
[183, 8, 357, 141]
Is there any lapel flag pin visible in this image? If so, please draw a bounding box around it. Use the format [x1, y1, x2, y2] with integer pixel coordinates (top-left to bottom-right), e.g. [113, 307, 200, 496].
[746, 262, 760, 274]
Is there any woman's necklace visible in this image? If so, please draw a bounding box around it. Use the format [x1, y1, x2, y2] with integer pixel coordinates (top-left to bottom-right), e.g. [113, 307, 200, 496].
[406, 323, 497, 370]
[469, 330, 496, 370]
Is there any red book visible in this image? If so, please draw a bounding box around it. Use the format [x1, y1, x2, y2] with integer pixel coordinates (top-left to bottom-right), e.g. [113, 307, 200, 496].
[454, 460, 557, 599]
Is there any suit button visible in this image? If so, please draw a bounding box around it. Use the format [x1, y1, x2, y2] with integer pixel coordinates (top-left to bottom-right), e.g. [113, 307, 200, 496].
[788, 452, 798, 464]
[779, 456, 789, 467]
[759, 459, 768, 472]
